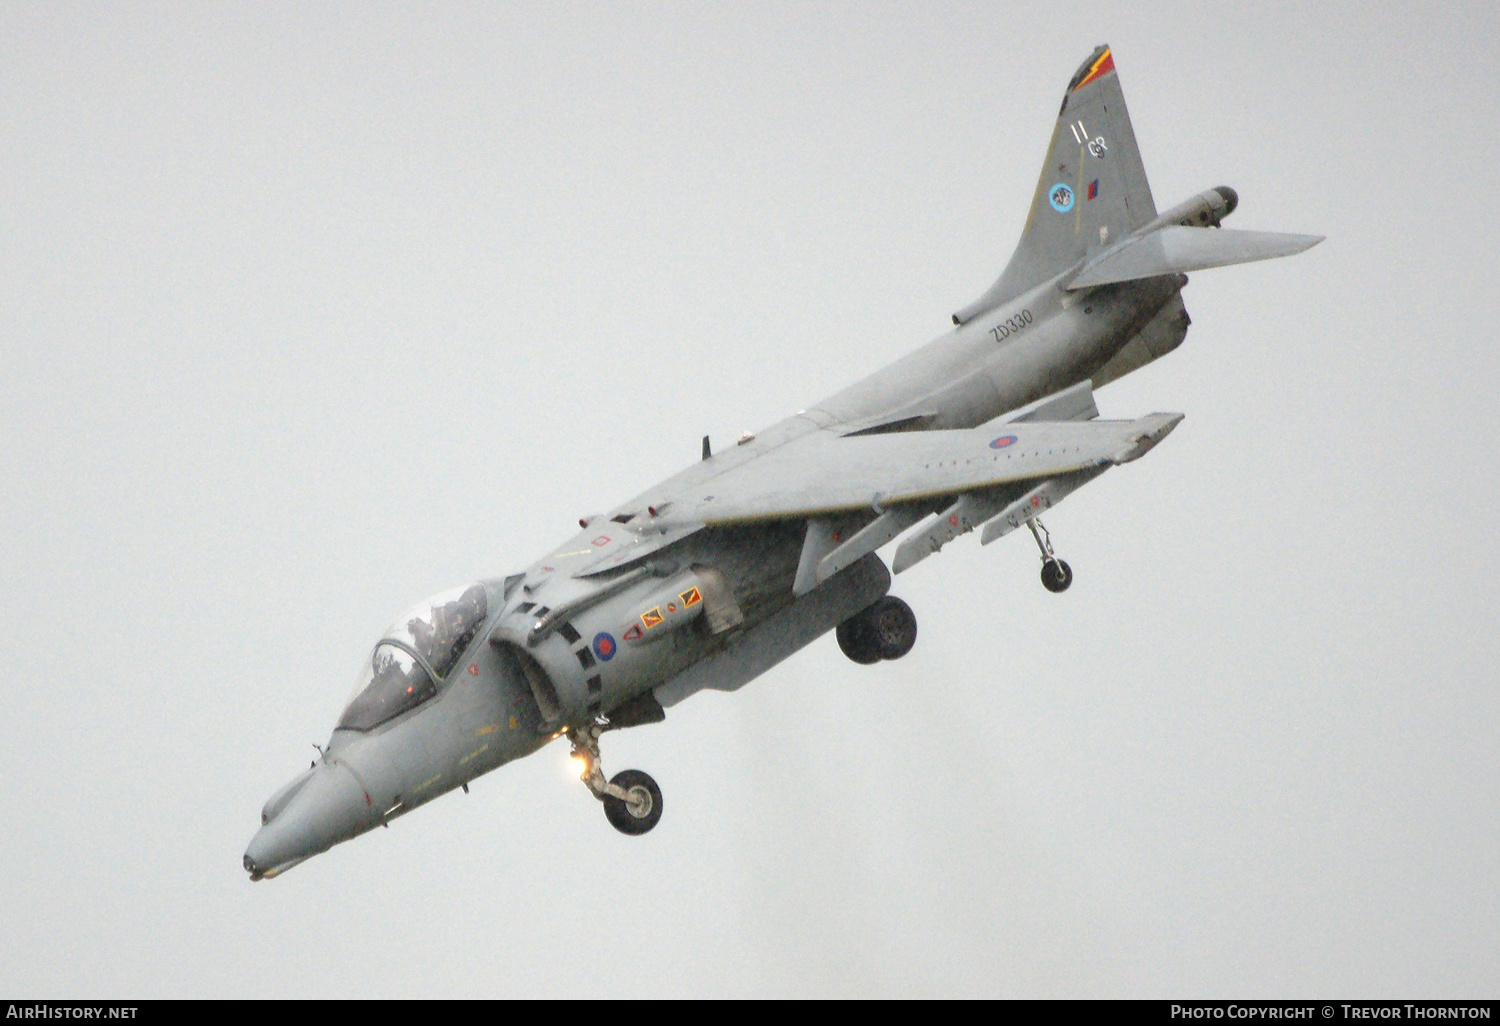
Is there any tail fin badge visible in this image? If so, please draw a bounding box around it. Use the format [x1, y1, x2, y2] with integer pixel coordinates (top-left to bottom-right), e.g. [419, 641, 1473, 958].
[1049, 184, 1075, 213]
[1072, 48, 1115, 92]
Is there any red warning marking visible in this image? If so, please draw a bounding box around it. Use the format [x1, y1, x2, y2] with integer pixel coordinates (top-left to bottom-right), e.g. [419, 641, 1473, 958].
[1030, 496, 1041, 508]
[468, 664, 478, 676]
[592, 536, 610, 547]
[948, 515, 959, 527]
[623, 623, 643, 641]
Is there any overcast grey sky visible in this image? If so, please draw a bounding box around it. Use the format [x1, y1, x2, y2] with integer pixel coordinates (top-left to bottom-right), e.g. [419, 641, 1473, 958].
[2, 1, 1496, 998]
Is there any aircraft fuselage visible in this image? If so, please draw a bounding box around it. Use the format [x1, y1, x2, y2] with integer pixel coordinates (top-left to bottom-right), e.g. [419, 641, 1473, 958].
[244, 261, 1188, 879]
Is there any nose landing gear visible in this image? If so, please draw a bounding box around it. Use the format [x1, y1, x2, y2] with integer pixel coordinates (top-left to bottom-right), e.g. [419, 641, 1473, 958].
[567, 721, 663, 835]
[601, 768, 662, 835]
[1028, 518, 1073, 592]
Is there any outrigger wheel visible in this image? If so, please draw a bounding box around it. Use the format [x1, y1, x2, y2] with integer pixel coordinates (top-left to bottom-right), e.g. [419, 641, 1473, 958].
[1028, 518, 1073, 593]
[1040, 558, 1074, 593]
[602, 769, 662, 835]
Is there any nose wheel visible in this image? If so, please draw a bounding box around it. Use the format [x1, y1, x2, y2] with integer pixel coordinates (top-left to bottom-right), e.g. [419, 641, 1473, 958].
[601, 769, 662, 835]
[1028, 518, 1073, 593]
[567, 722, 663, 835]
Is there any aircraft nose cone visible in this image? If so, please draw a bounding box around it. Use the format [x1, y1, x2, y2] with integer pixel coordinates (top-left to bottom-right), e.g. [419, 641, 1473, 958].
[244, 761, 375, 880]
[1213, 185, 1239, 216]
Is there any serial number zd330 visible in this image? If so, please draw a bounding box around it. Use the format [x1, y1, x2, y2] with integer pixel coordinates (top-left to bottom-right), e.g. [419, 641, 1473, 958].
[989, 309, 1033, 343]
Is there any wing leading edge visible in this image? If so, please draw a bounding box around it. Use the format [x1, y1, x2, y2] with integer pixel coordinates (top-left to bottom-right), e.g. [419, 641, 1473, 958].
[655, 411, 1183, 528]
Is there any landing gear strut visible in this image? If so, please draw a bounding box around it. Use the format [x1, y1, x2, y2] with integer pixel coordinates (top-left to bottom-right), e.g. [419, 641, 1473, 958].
[1028, 518, 1073, 593]
[837, 595, 918, 664]
[567, 721, 662, 835]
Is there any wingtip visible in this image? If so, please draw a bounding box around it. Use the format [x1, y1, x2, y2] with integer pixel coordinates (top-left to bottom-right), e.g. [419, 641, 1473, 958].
[1111, 412, 1184, 464]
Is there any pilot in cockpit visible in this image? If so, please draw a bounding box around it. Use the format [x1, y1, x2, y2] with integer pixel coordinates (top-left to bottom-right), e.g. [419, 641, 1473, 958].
[409, 585, 487, 673]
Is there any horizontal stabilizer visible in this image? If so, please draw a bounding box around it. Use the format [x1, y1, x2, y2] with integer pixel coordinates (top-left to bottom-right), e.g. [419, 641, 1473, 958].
[1067, 226, 1323, 290]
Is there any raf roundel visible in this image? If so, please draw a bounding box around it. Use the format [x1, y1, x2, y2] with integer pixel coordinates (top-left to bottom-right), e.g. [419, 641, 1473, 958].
[989, 434, 1018, 449]
[1048, 182, 1074, 212]
[592, 632, 617, 662]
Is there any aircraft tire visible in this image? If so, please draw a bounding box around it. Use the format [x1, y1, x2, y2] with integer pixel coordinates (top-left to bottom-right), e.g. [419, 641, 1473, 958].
[869, 596, 917, 660]
[836, 616, 882, 665]
[1041, 559, 1073, 593]
[603, 769, 662, 835]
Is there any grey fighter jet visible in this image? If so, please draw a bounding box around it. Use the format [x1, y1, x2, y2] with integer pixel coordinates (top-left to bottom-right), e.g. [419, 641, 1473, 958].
[244, 45, 1320, 880]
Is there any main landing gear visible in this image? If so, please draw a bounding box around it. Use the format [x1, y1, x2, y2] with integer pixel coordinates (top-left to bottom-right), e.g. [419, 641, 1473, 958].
[566, 721, 662, 836]
[1028, 518, 1073, 593]
[837, 595, 918, 664]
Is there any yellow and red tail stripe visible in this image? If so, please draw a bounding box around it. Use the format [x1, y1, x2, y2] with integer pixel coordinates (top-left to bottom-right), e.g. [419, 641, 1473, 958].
[1073, 48, 1115, 92]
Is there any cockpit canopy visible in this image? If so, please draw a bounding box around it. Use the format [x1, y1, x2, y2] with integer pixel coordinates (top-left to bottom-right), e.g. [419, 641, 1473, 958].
[337, 583, 489, 732]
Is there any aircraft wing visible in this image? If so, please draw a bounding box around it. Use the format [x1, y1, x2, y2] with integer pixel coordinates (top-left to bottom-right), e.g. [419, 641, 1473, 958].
[658, 411, 1183, 527]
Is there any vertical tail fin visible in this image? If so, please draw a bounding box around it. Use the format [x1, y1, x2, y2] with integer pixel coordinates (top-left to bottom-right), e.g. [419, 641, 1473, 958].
[954, 45, 1158, 324]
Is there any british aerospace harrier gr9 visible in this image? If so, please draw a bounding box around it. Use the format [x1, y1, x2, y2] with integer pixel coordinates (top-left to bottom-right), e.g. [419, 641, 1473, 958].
[244, 45, 1320, 879]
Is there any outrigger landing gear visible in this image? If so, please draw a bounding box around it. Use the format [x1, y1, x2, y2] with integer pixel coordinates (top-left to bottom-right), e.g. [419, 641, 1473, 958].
[566, 721, 663, 836]
[1028, 518, 1073, 593]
